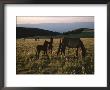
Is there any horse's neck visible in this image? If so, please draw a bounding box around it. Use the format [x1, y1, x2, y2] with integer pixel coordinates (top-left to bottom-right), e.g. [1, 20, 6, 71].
[50, 38, 53, 43]
[43, 41, 47, 46]
[50, 40, 53, 44]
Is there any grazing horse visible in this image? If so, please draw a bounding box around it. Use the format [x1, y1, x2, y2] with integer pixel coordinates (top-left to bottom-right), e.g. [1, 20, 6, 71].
[57, 37, 86, 59]
[36, 40, 49, 59]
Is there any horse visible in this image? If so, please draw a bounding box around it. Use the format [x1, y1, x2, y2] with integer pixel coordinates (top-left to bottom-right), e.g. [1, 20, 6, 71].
[35, 36, 39, 41]
[35, 38, 37, 41]
[46, 37, 53, 54]
[57, 39, 66, 56]
[35, 37, 53, 59]
[36, 40, 49, 59]
[57, 37, 86, 59]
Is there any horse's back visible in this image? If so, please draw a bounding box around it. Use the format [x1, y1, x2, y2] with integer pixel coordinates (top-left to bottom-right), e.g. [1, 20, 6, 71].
[63, 37, 81, 48]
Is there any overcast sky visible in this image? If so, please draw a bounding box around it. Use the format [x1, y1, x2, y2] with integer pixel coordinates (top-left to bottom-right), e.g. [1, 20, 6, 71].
[17, 16, 94, 24]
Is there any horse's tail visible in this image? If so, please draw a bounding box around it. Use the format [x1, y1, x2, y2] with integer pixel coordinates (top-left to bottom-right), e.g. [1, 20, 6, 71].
[79, 40, 86, 58]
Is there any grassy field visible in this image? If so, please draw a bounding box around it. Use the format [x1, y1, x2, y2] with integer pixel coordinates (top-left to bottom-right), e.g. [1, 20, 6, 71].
[16, 38, 94, 74]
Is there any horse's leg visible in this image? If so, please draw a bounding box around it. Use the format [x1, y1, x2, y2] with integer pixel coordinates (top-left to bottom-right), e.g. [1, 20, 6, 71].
[51, 47, 52, 54]
[36, 49, 40, 59]
[61, 49, 62, 55]
[44, 50, 45, 55]
[35, 50, 38, 59]
[50, 47, 52, 59]
[76, 47, 78, 60]
[62, 49, 65, 56]
[57, 48, 60, 56]
[45, 50, 49, 59]
[36, 47, 38, 60]
[79, 40, 86, 60]
[38, 49, 41, 59]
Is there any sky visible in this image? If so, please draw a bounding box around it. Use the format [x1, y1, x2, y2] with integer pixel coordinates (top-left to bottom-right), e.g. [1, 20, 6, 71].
[17, 16, 94, 24]
[16, 16, 94, 32]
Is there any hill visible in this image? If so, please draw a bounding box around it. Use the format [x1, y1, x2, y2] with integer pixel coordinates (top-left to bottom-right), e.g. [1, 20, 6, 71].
[16, 27, 61, 38]
[63, 28, 93, 34]
[62, 28, 94, 38]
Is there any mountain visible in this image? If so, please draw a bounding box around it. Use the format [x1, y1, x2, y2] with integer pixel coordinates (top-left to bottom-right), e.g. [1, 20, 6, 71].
[17, 22, 94, 33]
[16, 27, 61, 38]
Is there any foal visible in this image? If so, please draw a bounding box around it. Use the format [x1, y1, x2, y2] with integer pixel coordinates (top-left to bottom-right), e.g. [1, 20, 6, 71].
[36, 40, 49, 59]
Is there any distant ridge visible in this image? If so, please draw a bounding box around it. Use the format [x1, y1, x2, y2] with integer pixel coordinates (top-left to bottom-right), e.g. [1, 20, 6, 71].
[16, 27, 61, 38]
[63, 28, 94, 35]
[16, 27, 94, 38]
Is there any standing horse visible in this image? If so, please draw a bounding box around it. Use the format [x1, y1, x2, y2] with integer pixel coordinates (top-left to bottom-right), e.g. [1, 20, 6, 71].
[57, 39, 66, 56]
[36, 37, 53, 59]
[35, 36, 39, 41]
[36, 40, 49, 59]
[57, 37, 86, 59]
[47, 37, 53, 54]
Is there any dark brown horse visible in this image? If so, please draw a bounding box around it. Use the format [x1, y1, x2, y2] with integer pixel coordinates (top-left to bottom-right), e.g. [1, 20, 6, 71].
[35, 36, 39, 41]
[36, 40, 49, 59]
[36, 37, 53, 59]
[57, 39, 66, 56]
[57, 37, 86, 59]
[47, 37, 53, 54]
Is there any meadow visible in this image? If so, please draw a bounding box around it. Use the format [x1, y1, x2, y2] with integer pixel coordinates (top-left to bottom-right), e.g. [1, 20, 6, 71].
[16, 38, 94, 74]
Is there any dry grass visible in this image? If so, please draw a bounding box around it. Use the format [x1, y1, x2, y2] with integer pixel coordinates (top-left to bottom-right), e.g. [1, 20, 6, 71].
[16, 38, 94, 74]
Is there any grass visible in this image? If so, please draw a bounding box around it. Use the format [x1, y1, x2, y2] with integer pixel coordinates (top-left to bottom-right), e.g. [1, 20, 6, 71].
[16, 38, 94, 74]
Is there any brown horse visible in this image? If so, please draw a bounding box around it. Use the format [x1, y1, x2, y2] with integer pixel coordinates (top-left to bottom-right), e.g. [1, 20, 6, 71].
[35, 36, 39, 41]
[57, 39, 66, 56]
[36, 37, 53, 59]
[36, 40, 49, 59]
[57, 37, 86, 59]
[46, 37, 53, 54]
